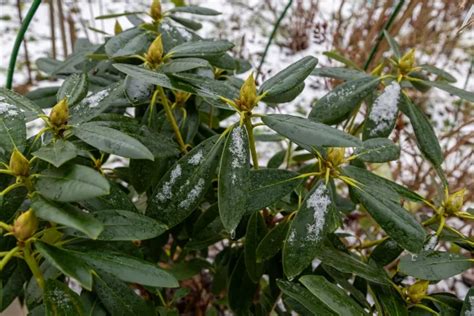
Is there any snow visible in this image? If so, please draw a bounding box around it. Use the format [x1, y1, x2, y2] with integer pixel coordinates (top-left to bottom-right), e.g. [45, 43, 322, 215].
[188, 150, 204, 165]
[229, 125, 246, 169]
[368, 82, 400, 136]
[156, 164, 182, 202]
[179, 178, 205, 208]
[304, 183, 331, 242]
[0, 99, 21, 117]
[80, 88, 109, 108]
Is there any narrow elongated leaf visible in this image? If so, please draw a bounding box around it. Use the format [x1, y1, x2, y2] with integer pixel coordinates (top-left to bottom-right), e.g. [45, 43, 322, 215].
[461, 288, 474, 316]
[147, 135, 224, 227]
[228, 254, 257, 314]
[370, 284, 408, 316]
[93, 273, 153, 316]
[244, 212, 266, 282]
[95, 11, 144, 19]
[322, 51, 360, 69]
[112, 32, 151, 58]
[262, 114, 362, 149]
[256, 220, 289, 262]
[399, 95, 443, 166]
[422, 80, 474, 102]
[32, 140, 78, 167]
[218, 125, 251, 234]
[300, 275, 368, 316]
[369, 238, 403, 266]
[79, 250, 179, 288]
[73, 122, 154, 160]
[263, 82, 305, 105]
[35, 241, 93, 291]
[347, 180, 426, 253]
[247, 169, 302, 213]
[168, 5, 221, 15]
[159, 58, 210, 73]
[383, 30, 401, 58]
[309, 76, 380, 124]
[0, 261, 30, 312]
[168, 40, 234, 58]
[0, 88, 42, 121]
[90, 210, 168, 240]
[277, 280, 337, 316]
[399, 251, 472, 281]
[259, 56, 317, 98]
[169, 15, 202, 31]
[105, 27, 142, 56]
[0, 101, 26, 162]
[31, 195, 103, 239]
[283, 181, 336, 278]
[311, 67, 368, 80]
[354, 138, 400, 163]
[36, 164, 110, 202]
[171, 73, 239, 101]
[44, 279, 84, 315]
[419, 65, 456, 83]
[57, 73, 88, 105]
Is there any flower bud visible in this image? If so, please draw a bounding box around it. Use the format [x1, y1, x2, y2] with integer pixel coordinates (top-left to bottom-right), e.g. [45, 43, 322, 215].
[150, 0, 162, 21]
[145, 35, 164, 67]
[114, 20, 123, 34]
[13, 209, 38, 241]
[327, 148, 345, 167]
[444, 189, 465, 215]
[406, 280, 429, 304]
[9, 149, 29, 177]
[237, 72, 257, 111]
[399, 49, 415, 73]
[49, 98, 69, 127]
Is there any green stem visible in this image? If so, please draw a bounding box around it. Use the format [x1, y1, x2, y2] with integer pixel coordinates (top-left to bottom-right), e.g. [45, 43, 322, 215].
[6, 0, 42, 89]
[255, 0, 293, 80]
[157, 87, 187, 153]
[0, 221, 12, 233]
[244, 115, 259, 169]
[0, 247, 19, 270]
[363, 0, 405, 71]
[24, 241, 45, 289]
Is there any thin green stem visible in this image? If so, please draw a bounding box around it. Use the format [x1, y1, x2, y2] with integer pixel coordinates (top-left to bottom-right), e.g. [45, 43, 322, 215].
[6, 0, 42, 89]
[24, 241, 45, 289]
[256, 0, 293, 80]
[244, 115, 259, 169]
[0, 247, 19, 270]
[157, 87, 187, 153]
[363, 0, 405, 71]
[0, 222, 12, 233]
[148, 89, 160, 127]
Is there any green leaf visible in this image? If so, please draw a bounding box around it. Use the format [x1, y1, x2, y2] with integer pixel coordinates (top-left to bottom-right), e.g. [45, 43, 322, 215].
[168, 40, 234, 58]
[399, 95, 443, 166]
[104, 27, 142, 57]
[244, 212, 266, 282]
[277, 280, 337, 316]
[0, 101, 26, 162]
[383, 30, 401, 58]
[168, 5, 221, 15]
[0, 88, 43, 121]
[32, 140, 78, 168]
[159, 58, 210, 73]
[218, 125, 251, 234]
[79, 250, 179, 288]
[171, 73, 239, 102]
[369, 238, 403, 267]
[247, 169, 303, 213]
[346, 176, 426, 253]
[168, 15, 202, 31]
[259, 56, 317, 98]
[57, 73, 88, 106]
[44, 279, 84, 316]
[112, 32, 152, 58]
[399, 251, 472, 281]
[354, 138, 400, 163]
[87, 210, 168, 241]
[0, 261, 29, 312]
[309, 76, 380, 124]
[461, 288, 474, 316]
[147, 135, 224, 228]
[261, 82, 305, 104]
[370, 284, 408, 316]
[262, 114, 362, 148]
[36, 164, 110, 202]
[421, 80, 474, 102]
[256, 220, 289, 262]
[311, 67, 368, 81]
[283, 181, 336, 278]
[322, 51, 360, 69]
[82, 181, 137, 213]
[93, 272, 153, 316]
[35, 241, 93, 291]
[419, 65, 456, 83]
[31, 195, 104, 239]
[95, 11, 145, 19]
[73, 122, 154, 160]
[228, 254, 257, 314]
[300, 275, 368, 316]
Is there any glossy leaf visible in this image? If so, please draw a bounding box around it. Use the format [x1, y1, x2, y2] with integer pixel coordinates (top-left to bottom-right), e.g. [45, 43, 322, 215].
[461, 288, 474, 316]
[31, 195, 104, 239]
[44, 279, 85, 315]
[57, 73, 88, 105]
[168, 40, 234, 58]
[370, 284, 408, 316]
[256, 220, 290, 262]
[422, 80, 474, 102]
[168, 5, 221, 15]
[354, 138, 400, 163]
[399, 251, 472, 281]
[147, 135, 224, 228]
[32, 140, 78, 168]
[259, 56, 317, 98]
[419, 64, 456, 83]
[0, 101, 26, 162]
[35, 241, 93, 291]
[300, 275, 368, 316]
[36, 164, 110, 202]
[73, 122, 154, 160]
[244, 212, 266, 282]
[218, 125, 251, 234]
[262, 114, 362, 148]
[283, 181, 336, 279]
[383, 30, 401, 58]
[311, 67, 368, 80]
[0, 87, 43, 121]
[309, 76, 380, 124]
[159, 57, 210, 73]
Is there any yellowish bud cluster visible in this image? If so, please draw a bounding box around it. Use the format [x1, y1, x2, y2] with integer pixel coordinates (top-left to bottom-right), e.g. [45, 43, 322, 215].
[114, 20, 123, 34]
[443, 189, 465, 215]
[13, 209, 38, 241]
[145, 35, 164, 68]
[406, 280, 429, 304]
[150, 0, 162, 21]
[9, 149, 29, 177]
[49, 98, 69, 128]
[326, 148, 345, 168]
[398, 49, 416, 74]
[236, 73, 258, 111]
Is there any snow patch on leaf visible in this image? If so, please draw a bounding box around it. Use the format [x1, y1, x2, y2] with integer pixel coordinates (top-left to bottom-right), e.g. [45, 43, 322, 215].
[179, 178, 205, 208]
[0, 97, 22, 117]
[368, 82, 400, 136]
[80, 88, 109, 108]
[188, 150, 204, 165]
[304, 183, 331, 242]
[156, 164, 182, 201]
[229, 125, 247, 184]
